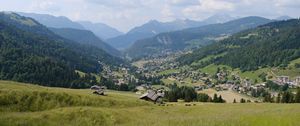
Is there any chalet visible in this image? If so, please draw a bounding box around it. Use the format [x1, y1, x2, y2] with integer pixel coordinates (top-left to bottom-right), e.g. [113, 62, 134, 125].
[243, 79, 252, 88]
[226, 81, 235, 85]
[90, 85, 101, 90]
[140, 90, 164, 103]
[232, 85, 240, 91]
[294, 76, 300, 87]
[136, 84, 150, 91]
[276, 76, 289, 85]
[215, 84, 229, 91]
[215, 85, 222, 91]
[116, 79, 125, 85]
[194, 85, 204, 91]
[90, 85, 106, 95]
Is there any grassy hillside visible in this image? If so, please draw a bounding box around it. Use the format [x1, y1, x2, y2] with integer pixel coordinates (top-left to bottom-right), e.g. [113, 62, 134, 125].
[1, 81, 300, 126]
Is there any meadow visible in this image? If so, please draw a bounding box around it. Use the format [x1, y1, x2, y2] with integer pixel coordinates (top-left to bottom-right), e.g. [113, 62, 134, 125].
[0, 81, 300, 126]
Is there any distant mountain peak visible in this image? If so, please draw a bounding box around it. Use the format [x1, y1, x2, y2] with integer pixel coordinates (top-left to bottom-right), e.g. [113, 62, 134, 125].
[148, 19, 160, 24]
[126, 16, 272, 59]
[1, 12, 38, 27]
[17, 12, 85, 30]
[78, 21, 123, 40]
[203, 13, 236, 24]
[276, 15, 293, 21]
[50, 27, 121, 56]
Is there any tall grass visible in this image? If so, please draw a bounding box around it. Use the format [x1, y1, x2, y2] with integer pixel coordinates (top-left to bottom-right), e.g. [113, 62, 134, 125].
[0, 81, 150, 112]
[0, 81, 300, 126]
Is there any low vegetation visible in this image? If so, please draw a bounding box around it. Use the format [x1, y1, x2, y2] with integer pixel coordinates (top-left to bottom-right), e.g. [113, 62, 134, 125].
[0, 81, 151, 112]
[164, 85, 225, 103]
[1, 81, 300, 126]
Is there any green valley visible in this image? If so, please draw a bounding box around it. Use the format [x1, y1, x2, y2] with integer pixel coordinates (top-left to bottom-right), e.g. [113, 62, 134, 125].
[0, 2, 300, 125]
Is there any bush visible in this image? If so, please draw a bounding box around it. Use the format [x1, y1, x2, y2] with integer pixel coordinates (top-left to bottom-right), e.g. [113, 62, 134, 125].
[197, 93, 210, 102]
[165, 85, 197, 102]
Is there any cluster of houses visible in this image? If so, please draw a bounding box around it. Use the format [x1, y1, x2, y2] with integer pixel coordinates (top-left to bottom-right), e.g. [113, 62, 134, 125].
[162, 70, 209, 85]
[231, 82, 265, 95]
[211, 74, 300, 97]
[100, 62, 140, 86]
[275, 76, 300, 87]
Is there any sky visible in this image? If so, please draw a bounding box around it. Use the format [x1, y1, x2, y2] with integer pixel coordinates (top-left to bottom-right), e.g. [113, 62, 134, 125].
[1, 0, 300, 32]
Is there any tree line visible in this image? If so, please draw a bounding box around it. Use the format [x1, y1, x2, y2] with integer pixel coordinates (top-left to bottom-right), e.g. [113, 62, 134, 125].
[164, 84, 225, 103]
[263, 89, 300, 103]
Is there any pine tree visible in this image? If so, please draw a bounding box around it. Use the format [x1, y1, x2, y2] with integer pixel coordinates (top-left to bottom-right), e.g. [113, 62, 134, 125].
[281, 91, 294, 103]
[213, 94, 218, 103]
[263, 93, 272, 103]
[276, 93, 281, 103]
[281, 92, 288, 103]
[233, 99, 237, 103]
[296, 89, 300, 103]
[240, 98, 246, 103]
[218, 95, 224, 103]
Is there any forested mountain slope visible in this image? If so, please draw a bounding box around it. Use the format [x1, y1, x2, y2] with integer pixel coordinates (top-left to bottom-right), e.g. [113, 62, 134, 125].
[50, 27, 121, 56]
[78, 21, 123, 40]
[107, 14, 236, 50]
[0, 12, 123, 88]
[127, 16, 272, 59]
[178, 19, 300, 71]
[107, 19, 206, 50]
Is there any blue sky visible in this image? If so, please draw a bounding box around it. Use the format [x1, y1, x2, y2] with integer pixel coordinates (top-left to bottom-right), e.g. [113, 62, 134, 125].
[1, 0, 300, 32]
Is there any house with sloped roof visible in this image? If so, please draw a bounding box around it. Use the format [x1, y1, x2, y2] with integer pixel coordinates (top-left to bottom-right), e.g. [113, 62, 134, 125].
[90, 85, 106, 95]
[140, 90, 164, 103]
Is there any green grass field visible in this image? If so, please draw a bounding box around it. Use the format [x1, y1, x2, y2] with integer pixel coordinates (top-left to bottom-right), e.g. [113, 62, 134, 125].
[1, 81, 300, 126]
[200, 64, 272, 83]
[158, 69, 180, 75]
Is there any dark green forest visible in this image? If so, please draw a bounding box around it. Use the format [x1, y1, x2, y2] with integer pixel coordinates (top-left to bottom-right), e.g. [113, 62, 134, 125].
[50, 27, 121, 56]
[0, 12, 123, 88]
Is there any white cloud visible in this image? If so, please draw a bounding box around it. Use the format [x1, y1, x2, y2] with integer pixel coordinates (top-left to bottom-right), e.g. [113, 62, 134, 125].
[182, 0, 235, 19]
[199, 0, 234, 11]
[29, 0, 61, 12]
[275, 0, 300, 8]
[161, 5, 175, 21]
[0, 0, 300, 32]
[169, 0, 199, 6]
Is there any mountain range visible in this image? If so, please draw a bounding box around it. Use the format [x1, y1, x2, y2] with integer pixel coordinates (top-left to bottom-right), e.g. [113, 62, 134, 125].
[78, 21, 123, 40]
[276, 16, 293, 21]
[18, 12, 85, 30]
[50, 27, 121, 56]
[126, 16, 272, 59]
[17, 12, 123, 40]
[107, 14, 236, 50]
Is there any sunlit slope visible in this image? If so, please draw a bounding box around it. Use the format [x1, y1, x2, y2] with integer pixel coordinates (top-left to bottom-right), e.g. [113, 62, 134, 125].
[0, 81, 300, 126]
[0, 81, 151, 112]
